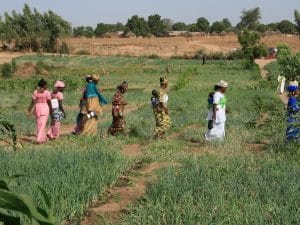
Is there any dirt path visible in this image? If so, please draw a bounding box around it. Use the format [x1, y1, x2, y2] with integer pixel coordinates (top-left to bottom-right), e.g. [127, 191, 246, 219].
[79, 124, 203, 225]
[256, 59, 288, 105]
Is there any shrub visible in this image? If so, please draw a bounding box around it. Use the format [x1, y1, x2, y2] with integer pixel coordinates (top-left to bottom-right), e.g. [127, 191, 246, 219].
[59, 42, 70, 54]
[147, 54, 160, 59]
[207, 51, 226, 60]
[253, 43, 268, 58]
[0, 113, 17, 150]
[277, 44, 300, 80]
[193, 49, 205, 60]
[227, 49, 244, 60]
[75, 49, 91, 55]
[0, 176, 56, 224]
[1, 63, 13, 77]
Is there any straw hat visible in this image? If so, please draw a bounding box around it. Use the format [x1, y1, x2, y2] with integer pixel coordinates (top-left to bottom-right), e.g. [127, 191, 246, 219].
[216, 80, 228, 88]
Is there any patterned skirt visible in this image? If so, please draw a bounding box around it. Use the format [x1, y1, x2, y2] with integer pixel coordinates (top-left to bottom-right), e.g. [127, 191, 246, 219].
[286, 115, 300, 142]
[108, 115, 126, 135]
[154, 110, 171, 137]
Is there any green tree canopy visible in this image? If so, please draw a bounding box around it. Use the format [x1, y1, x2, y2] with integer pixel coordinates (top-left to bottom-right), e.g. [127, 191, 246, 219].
[0, 4, 71, 52]
[237, 7, 261, 30]
[172, 22, 187, 31]
[238, 29, 266, 62]
[73, 26, 94, 37]
[222, 18, 233, 31]
[210, 21, 226, 33]
[126, 15, 150, 37]
[148, 14, 167, 37]
[196, 17, 210, 32]
[162, 18, 173, 31]
[295, 10, 300, 36]
[277, 20, 296, 34]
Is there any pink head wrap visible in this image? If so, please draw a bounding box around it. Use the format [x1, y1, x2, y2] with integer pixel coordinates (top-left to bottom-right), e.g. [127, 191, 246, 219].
[54, 81, 65, 88]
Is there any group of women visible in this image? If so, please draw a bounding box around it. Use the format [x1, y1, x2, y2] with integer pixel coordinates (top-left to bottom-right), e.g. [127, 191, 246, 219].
[27, 76, 172, 144]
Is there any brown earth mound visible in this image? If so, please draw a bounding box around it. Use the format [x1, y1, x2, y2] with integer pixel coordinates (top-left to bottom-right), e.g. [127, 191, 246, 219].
[15, 62, 49, 77]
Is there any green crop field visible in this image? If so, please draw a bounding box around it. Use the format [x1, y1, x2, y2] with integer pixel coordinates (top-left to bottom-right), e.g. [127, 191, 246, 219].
[0, 55, 299, 225]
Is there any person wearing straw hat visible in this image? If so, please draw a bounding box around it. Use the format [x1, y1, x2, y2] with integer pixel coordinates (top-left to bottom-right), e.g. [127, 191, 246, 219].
[108, 81, 128, 135]
[81, 74, 107, 136]
[153, 77, 171, 139]
[205, 80, 228, 141]
[47, 80, 66, 140]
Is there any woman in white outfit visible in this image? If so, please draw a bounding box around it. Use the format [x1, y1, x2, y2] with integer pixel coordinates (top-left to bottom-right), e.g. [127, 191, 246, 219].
[205, 80, 228, 141]
[277, 73, 286, 94]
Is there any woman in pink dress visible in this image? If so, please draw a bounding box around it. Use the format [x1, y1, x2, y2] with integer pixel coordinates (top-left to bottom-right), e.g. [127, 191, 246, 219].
[47, 81, 66, 140]
[27, 79, 52, 144]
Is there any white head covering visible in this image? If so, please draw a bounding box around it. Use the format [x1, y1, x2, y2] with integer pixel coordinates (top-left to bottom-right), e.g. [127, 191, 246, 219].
[216, 80, 228, 88]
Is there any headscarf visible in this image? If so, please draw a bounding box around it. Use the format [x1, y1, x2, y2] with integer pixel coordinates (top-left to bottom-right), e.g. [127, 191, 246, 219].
[91, 74, 99, 82]
[216, 80, 228, 88]
[160, 77, 168, 85]
[118, 81, 128, 92]
[54, 80, 65, 88]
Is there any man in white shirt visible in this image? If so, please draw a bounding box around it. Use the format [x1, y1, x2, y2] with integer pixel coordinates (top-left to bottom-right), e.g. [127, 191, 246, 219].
[205, 80, 228, 141]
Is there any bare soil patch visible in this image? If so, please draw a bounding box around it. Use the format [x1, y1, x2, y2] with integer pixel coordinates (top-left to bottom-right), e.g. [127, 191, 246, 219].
[65, 35, 300, 58]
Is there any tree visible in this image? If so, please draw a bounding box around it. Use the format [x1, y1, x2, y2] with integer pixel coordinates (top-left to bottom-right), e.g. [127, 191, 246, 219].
[162, 18, 173, 31]
[222, 18, 232, 32]
[84, 26, 94, 37]
[148, 14, 167, 37]
[3, 12, 16, 49]
[95, 23, 108, 37]
[73, 26, 85, 37]
[126, 15, 150, 37]
[115, 22, 125, 31]
[257, 24, 268, 33]
[238, 29, 262, 63]
[23, 3, 35, 50]
[172, 22, 187, 31]
[267, 23, 278, 31]
[43, 10, 71, 52]
[210, 21, 225, 33]
[196, 17, 210, 32]
[237, 7, 261, 30]
[188, 23, 198, 32]
[295, 10, 300, 37]
[277, 20, 296, 34]
[0, 16, 4, 44]
[277, 43, 300, 80]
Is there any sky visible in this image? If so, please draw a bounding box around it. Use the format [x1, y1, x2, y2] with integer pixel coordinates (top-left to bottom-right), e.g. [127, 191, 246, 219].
[1, 0, 300, 27]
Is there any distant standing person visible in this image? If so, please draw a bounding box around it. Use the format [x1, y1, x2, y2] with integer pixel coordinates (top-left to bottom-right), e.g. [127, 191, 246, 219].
[205, 80, 228, 141]
[288, 77, 298, 91]
[47, 81, 66, 140]
[277, 73, 286, 94]
[153, 77, 171, 139]
[108, 81, 128, 135]
[27, 79, 52, 144]
[286, 85, 300, 142]
[202, 54, 207, 65]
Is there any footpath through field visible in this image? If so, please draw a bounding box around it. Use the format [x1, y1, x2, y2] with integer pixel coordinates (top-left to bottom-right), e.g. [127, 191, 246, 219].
[255, 58, 288, 105]
[80, 60, 282, 225]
